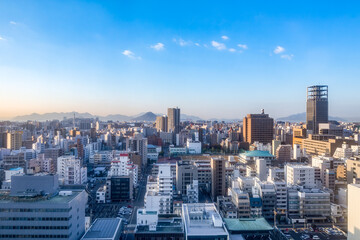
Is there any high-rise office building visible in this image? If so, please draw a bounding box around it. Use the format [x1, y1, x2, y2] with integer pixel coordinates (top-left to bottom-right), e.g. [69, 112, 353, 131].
[6, 131, 23, 150]
[155, 115, 168, 132]
[306, 85, 328, 134]
[167, 107, 180, 134]
[243, 110, 274, 144]
[211, 157, 226, 201]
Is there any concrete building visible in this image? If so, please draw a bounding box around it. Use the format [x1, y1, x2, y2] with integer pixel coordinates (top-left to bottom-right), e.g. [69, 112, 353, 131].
[211, 157, 226, 201]
[108, 153, 138, 186]
[4, 167, 24, 181]
[302, 135, 356, 156]
[276, 145, 292, 163]
[293, 144, 302, 160]
[348, 184, 360, 240]
[243, 111, 274, 144]
[256, 158, 267, 181]
[155, 115, 168, 132]
[96, 185, 106, 203]
[0, 174, 87, 240]
[176, 161, 198, 196]
[186, 139, 201, 154]
[135, 212, 184, 240]
[228, 187, 250, 218]
[3, 153, 26, 171]
[167, 107, 181, 134]
[272, 140, 281, 156]
[346, 157, 360, 184]
[6, 131, 23, 150]
[57, 155, 87, 185]
[126, 134, 148, 168]
[306, 85, 328, 134]
[144, 164, 173, 214]
[287, 186, 331, 224]
[255, 181, 277, 221]
[182, 203, 229, 240]
[293, 127, 307, 148]
[81, 218, 123, 240]
[285, 165, 315, 188]
[239, 150, 275, 167]
[319, 123, 343, 136]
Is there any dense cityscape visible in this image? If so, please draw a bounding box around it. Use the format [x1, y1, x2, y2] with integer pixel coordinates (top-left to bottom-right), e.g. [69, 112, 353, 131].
[0, 85, 359, 240]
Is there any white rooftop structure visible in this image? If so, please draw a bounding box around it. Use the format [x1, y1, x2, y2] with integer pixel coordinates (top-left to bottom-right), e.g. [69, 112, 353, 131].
[182, 203, 229, 240]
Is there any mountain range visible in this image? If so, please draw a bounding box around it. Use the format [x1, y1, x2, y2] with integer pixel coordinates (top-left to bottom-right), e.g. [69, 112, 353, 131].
[10, 111, 350, 122]
[11, 111, 205, 122]
[277, 112, 347, 122]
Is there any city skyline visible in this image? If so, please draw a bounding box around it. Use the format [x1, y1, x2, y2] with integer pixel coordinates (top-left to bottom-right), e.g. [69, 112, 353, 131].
[1, 1, 360, 120]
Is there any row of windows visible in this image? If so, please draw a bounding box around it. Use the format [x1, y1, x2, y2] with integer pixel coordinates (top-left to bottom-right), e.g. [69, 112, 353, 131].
[0, 235, 70, 238]
[0, 225, 71, 230]
[0, 217, 71, 221]
[0, 208, 71, 213]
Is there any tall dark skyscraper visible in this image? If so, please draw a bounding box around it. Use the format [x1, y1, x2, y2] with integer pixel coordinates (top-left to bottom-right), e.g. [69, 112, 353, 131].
[167, 107, 180, 134]
[306, 85, 328, 134]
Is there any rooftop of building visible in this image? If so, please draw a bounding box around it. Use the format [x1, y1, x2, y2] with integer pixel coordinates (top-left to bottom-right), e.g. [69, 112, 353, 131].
[182, 203, 229, 237]
[286, 164, 314, 169]
[82, 218, 122, 239]
[8, 167, 23, 171]
[241, 150, 274, 158]
[0, 189, 84, 204]
[136, 216, 184, 234]
[148, 144, 160, 148]
[224, 218, 273, 233]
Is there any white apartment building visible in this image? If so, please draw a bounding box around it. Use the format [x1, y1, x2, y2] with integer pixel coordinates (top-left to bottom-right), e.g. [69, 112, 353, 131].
[57, 155, 87, 185]
[285, 165, 315, 188]
[186, 139, 202, 154]
[144, 164, 173, 214]
[108, 153, 138, 186]
[268, 178, 287, 215]
[96, 185, 106, 203]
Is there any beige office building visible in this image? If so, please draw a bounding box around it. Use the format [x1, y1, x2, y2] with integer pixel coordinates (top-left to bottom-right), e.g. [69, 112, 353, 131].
[7, 131, 23, 150]
[155, 115, 168, 132]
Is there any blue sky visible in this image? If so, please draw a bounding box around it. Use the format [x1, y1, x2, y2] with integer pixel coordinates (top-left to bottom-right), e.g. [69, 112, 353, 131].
[1, 1, 360, 120]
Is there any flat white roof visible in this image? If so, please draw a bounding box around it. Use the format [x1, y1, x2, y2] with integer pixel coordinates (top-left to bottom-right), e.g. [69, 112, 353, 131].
[182, 203, 229, 237]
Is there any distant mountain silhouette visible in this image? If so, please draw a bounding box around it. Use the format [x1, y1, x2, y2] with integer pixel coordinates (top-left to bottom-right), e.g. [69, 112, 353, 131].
[11, 111, 247, 122]
[277, 112, 347, 122]
[132, 112, 157, 122]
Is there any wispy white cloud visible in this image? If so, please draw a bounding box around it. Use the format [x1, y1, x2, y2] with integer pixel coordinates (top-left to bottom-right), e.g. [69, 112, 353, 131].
[9, 21, 17, 25]
[281, 54, 294, 60]
[228, 48, 236, 52]
[122, 50, 141, 60]
[221, 35, 229, 40]
[151, 42, 165, 51]
[237, 44, 248, 49]
[0, 36, 6, 41]
[173, 38, 192, 47]
[273, 46, 285, 54]
[211, 41, 226, 50]
[195, 43, 200, 47]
